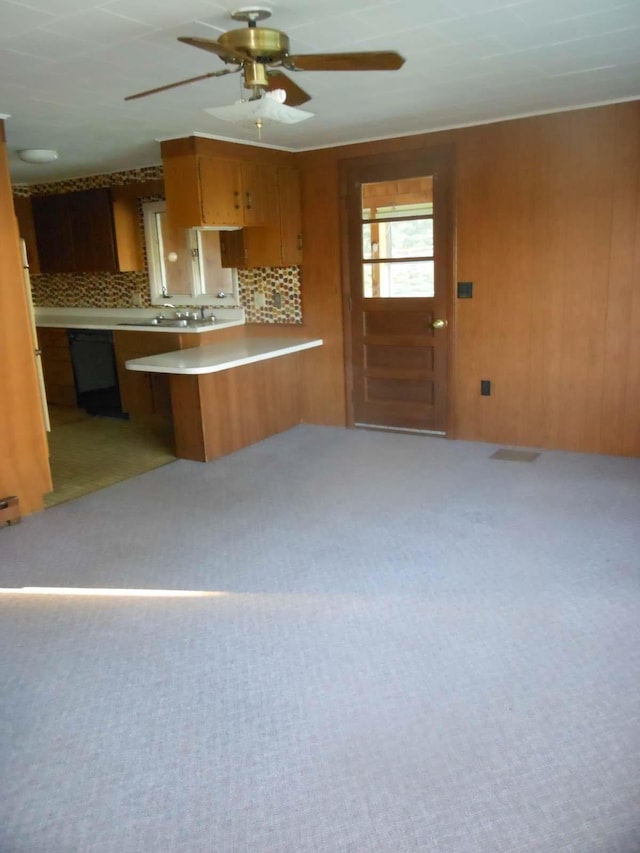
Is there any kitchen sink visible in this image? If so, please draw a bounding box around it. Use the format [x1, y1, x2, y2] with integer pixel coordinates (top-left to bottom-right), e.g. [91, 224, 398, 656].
[118, 315, 218, 329]
[118, 318, 194, 328]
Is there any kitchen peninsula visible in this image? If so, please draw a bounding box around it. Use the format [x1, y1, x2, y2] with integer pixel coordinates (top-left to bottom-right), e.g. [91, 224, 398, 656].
[35, 308, 322, 458]
[35, 307, 247, 419]
[126, 335, 323, 462]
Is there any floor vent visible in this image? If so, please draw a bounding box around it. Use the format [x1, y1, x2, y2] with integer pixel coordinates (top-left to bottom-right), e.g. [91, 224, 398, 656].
[490, 448, 540, 462]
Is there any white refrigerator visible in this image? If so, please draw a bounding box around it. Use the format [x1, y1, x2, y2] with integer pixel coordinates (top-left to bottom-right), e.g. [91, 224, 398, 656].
[21, 238, 50, 432]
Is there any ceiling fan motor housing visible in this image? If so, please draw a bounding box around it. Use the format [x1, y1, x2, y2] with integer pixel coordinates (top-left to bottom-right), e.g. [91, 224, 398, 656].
[219, 27, 290, 64]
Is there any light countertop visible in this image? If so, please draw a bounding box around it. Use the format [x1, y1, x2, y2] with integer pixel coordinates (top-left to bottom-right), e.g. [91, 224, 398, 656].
[126, 337, 323, 375]
[35, 307, 245, 334]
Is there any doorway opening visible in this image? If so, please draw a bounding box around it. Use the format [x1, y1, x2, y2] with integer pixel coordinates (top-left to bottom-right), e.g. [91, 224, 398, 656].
[44, 406, 175, 508]
[341, 148, 454, 434]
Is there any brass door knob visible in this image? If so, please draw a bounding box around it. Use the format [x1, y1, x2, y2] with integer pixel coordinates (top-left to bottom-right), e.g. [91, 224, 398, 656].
[431, 318, 448, 329]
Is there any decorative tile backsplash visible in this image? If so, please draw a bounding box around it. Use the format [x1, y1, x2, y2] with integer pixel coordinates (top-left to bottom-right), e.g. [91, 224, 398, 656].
[29, 270, 152, 308]
[16, 165, 302, 324]
[14, 164, 164, 196]
[30, 267, 303, 323]
[241, 267, 302, 324]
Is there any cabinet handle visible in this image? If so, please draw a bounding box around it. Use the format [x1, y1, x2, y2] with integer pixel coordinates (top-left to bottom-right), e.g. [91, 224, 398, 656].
[233, 191, 241, 210]
[297, 233, 303, 251]
[245, 191, 252, 210]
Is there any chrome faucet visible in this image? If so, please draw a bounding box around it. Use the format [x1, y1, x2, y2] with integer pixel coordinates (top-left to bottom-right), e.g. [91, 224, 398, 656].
[156, 302, 176, 320]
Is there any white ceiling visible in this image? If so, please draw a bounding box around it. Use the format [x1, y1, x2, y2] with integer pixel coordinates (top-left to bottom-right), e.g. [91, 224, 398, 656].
[2, 0, 639, 184]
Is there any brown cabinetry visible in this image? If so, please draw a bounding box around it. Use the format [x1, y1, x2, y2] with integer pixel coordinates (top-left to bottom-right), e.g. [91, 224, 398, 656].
[25, 179, 163, 275]
[278, 166, 303, 266]
[38, 327, 77, 407]
[162, 137, 304, 269]
[113, 330, 182, 421]
[164, 154, 273, 230]
[32, 189, 118, 273]
[219, 166, 303, 269]
[13, 195, 41, 273]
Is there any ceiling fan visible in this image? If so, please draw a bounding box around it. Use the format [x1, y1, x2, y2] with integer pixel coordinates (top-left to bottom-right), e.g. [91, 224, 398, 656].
[125, 6, 405, 106]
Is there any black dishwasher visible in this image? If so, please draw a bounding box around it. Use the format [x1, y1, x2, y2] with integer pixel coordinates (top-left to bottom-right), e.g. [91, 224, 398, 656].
[67, 329, 125, 417]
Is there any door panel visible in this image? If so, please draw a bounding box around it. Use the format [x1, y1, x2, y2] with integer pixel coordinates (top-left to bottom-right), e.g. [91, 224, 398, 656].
[344, 150, 454, 432]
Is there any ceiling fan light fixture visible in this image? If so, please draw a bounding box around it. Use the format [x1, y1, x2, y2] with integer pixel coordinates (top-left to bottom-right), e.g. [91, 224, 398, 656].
[18, 148, 58, 164]
[204, 89, 314, 127]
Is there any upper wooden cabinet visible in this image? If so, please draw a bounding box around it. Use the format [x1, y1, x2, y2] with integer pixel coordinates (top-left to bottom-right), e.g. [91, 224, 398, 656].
[22, 179, 162, 275]
[277, 165, 303, 266]
[164, 153, 273, 229]
[197, 157, 244, 227]
[32, 189, 118, 273]
[12, 195, 41, 273]
[219, 165, 303, 269]
[161, 137, 303, 268]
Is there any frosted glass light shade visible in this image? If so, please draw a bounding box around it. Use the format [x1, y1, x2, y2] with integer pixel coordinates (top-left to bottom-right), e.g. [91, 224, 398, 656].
[204, 95, 313, 125]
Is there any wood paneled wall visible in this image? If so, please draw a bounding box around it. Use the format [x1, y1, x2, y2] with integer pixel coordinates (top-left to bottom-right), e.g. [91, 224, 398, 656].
[0, 121, 51, 514]
[295, 101, 640, 456]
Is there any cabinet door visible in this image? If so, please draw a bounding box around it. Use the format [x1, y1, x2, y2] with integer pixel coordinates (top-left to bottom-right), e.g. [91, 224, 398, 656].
[67, 189, 118, 272]
[219, 229, 247, 268]
[32, 189, 119, 273]
[111, 181, 162, 271]
[38, 327, 78, 407]
[240, 162, 273, 227]
[113, 330, 181, 421]
[32, 195, 74, 273]
[221, 166, 302, 269]
[13, 196, 41, 273]
[199, 157, 244, 227]
[278, 166, 303, 265]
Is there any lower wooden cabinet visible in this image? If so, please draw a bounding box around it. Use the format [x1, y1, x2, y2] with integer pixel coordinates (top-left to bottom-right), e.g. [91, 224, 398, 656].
[113, 330, 182, 421]
[38, 327, 78, 408]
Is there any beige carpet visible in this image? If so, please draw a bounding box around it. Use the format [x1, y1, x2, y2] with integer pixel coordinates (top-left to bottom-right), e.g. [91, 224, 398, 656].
[45, 408, 176, 507]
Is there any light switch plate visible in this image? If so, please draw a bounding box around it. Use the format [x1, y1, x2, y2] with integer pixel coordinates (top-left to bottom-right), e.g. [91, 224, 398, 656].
[254, 291, 266, 308]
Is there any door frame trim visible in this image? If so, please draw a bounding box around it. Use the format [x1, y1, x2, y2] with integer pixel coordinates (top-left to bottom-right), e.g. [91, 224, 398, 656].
[338, 144, 457, 437]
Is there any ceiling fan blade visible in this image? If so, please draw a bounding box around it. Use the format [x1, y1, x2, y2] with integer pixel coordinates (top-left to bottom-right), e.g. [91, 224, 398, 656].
[125, 68, 234, 101]
[287, 51, 405, 72]
[178, 36, 246, 64]
[266, 70, 311, 106]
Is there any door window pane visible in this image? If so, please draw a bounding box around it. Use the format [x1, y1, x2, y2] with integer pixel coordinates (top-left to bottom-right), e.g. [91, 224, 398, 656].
[361, 176, 434, 299]
[362, 177, 433, 220]
[363, 261, 434, 298]
[363, 218, 433, 260]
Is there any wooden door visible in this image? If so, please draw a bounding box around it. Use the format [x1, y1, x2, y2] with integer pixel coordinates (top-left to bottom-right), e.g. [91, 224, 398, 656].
[343, 149, 454, 433]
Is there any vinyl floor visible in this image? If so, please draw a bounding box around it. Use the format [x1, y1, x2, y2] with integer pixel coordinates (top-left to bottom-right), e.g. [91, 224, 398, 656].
[44, 406, 176, 508]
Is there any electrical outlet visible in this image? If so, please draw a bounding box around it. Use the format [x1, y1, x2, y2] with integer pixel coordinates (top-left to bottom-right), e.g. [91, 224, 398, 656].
[254, 291, 266, 308]
[131, 291, 142, 307]
[273, 291, 282, 309]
